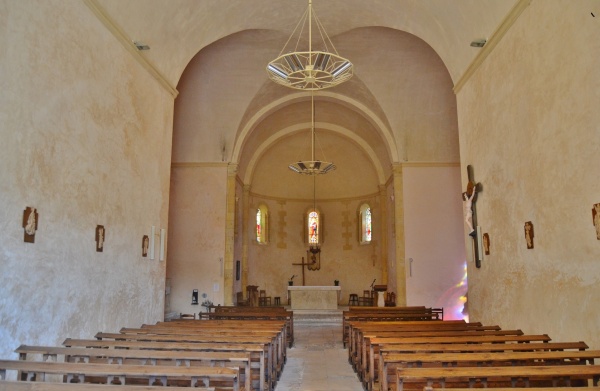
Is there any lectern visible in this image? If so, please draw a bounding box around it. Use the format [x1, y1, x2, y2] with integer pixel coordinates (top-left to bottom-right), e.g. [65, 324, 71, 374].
[373, 285, 387, 307]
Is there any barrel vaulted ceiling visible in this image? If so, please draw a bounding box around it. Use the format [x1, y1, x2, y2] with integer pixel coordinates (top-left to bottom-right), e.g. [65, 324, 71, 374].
[90, 0, 520, 197]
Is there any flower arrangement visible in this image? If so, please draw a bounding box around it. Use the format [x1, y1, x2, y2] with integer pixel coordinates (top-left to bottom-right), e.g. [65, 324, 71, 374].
[288, 275, 296, 285]
[200, 292, 212, 308]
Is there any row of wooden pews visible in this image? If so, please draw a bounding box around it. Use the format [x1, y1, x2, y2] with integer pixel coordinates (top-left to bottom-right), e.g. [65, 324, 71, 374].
[343, 306, 600, 391]
[1, 307, 292, 391]
[343, 306, 444, 348]
[203, 306, 294, 348]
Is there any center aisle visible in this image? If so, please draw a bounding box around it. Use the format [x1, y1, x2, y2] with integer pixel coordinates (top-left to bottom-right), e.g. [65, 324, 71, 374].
[275, 312, 364, 391]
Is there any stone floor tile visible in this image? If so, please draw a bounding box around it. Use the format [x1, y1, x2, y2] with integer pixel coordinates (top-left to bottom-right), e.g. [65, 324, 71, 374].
[275, 321, 363, 391]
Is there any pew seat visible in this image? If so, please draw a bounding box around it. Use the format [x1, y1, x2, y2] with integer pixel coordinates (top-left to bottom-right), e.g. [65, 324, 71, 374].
[0, 360, 239, 389]
[396, 364, 600, 391]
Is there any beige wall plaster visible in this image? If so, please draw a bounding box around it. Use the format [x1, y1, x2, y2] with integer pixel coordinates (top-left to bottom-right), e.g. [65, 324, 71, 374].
[0, 1, 172, 358]
[403, 165, 466, 319]
[457, 1, 600, 347]
[167, 165, 227, 314]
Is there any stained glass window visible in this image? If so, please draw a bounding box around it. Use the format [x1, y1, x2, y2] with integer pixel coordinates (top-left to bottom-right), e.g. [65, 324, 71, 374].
[256, 205, 268, 244]
[364, 207, 372, 242]
[308, 211, 319, 244]
[360, 203, 372, 244]
[256, 208, 262, 243]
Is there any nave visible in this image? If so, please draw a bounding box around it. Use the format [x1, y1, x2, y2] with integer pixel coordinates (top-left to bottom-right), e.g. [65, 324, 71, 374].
[3, 305, 600, 390]
[275, 312, 363, 391]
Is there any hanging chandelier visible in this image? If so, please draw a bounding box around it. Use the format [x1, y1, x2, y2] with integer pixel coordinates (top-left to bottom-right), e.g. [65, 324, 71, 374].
[287, 91, 336, 175]
[266, 0, 353, 91]
[267, 0, 351, 175]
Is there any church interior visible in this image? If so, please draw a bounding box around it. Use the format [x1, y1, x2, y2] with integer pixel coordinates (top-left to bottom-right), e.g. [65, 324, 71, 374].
[1, 0, 600, 376]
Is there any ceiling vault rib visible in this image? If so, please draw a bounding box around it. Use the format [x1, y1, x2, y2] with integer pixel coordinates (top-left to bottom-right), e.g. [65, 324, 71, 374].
[83, 0, 179, 98]
[453, 0, 532, 94]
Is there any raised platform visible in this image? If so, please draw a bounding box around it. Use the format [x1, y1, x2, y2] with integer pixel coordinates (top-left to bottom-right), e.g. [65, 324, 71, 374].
[291, 308, 345, 326]
[288, 285, 341, 310]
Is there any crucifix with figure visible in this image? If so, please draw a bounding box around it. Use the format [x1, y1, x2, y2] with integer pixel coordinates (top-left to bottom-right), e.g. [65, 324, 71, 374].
[463, 165, 482, 268]
[292, 256, 316, 286]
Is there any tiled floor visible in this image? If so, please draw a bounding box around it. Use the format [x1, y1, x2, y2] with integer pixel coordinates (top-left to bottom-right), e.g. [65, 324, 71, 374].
[275, 321, 364, 391]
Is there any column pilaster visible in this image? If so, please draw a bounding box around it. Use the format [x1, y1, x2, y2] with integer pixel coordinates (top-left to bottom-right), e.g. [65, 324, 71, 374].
[224, 163, 238, 306]
[391, 163, 407, 306]
[241, 185, 251, 295]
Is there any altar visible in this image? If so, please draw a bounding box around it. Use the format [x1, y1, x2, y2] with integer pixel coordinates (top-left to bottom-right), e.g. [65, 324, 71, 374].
[287, 286, 341, 310]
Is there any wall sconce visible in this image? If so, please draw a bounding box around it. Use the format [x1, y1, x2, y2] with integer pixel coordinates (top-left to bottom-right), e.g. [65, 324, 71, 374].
[133, 41, 150, 51]
[470, 39, 487, 48]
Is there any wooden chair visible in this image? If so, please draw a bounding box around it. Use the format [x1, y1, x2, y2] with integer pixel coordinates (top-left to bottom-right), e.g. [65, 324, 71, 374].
[236, 291, 248, 306]
[180, 312, 196, 320]
[385, 291, 396, 307]
[348, 294, 359, 306]
[358, 290, 373, 306]
[258, 290, 271, 306]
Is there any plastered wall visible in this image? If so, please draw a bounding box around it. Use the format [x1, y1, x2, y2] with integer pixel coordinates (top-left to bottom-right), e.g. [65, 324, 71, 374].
[0, 2, 173, 358]
[403, 165, 467, 319]
[458, 1, 600, 347]
[167, 165, 228, 314]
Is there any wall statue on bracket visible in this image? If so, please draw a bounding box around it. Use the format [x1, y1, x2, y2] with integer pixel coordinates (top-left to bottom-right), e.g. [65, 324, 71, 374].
[22, 207, 38, 243]
[524, 221, 534, 249]
[592, 203, 600, 240]
[95, 225, 105, 252]
[142, 235, 149, 257]
[483, 233, 490, 255]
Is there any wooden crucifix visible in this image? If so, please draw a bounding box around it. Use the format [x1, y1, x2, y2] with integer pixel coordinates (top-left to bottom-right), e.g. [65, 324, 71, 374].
[463, 165, 482, 268]
[292, 256, 314, 286]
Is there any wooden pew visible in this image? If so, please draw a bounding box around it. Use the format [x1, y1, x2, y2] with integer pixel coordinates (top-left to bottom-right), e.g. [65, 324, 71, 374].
[343, 319, 490, 349]
[128, 322, 290, 349]
[153, 318, 294, 348]
[120, 327, 285, 349]
[375, 341, 589, 391]
[15, 345, 252, 391]
[63, 339, 268, 391]
[0, 381, 215, 390]
[396, 364, 600, 391]
[0, 360, 239, 389]
[350, 327, 519, 370]
[213, 306, 288, 313]
[202, 311, 294, 347]
[344, 320, 466, 349]
[425, 388, 600, 391]
[94, 330, 283, 383]
[359, 334, 552, 391]
[345, 321, 483, 368]
[349, 329, 523, 391]
[379, 349, 600, 391]
[342, 311, 445, 345]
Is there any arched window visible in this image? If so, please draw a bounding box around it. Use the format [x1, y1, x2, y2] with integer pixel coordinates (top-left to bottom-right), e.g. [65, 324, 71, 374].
[256, 204, 268, 244]
[359, 203, 372, 244]
[308, 210, 319, 245]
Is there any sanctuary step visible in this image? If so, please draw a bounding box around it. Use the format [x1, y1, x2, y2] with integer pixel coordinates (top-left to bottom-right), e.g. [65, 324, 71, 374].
[292, 308, 344, 325]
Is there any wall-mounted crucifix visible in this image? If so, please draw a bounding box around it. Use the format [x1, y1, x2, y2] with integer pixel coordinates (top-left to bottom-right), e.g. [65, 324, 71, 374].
[463, 165, 482, 268]
[292, 256, 316, 286]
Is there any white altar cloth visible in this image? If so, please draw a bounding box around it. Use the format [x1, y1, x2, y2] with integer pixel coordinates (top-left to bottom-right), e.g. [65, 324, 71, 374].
[288, 286, 341, 310]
